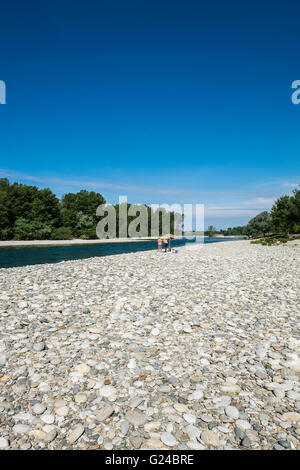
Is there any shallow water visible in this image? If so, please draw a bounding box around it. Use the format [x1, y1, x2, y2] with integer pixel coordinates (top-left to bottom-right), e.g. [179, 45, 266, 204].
[0, 237, 244, 269]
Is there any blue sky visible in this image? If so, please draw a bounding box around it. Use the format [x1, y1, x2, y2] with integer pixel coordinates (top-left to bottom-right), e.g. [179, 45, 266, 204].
[0, 1, 299, 229]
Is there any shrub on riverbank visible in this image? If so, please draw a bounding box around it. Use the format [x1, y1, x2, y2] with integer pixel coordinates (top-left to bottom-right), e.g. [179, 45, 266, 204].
[51, 226, 73, 240]
[13, 218, 53, 240]
[251, 237, 289, 246]
[80, 228, 97, 239]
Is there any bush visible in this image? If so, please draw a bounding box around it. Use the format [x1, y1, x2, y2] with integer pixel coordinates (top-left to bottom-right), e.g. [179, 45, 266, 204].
[51, 226, 73, 240]
[80, 227, 97, 239]
[292, 224, 300, 234]
[0, 227, 14, 240]
[250, 237, 288, 246]
[277, 237, 289, 243]
[14, 218, 53, 240]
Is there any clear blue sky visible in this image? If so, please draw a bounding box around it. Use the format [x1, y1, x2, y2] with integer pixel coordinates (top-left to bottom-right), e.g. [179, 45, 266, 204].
[0, 1, 299, 229]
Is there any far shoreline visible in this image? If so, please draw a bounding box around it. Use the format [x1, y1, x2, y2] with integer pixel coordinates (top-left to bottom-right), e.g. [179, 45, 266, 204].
[0, 238, 157, 248]
[0, 235, 247, 249]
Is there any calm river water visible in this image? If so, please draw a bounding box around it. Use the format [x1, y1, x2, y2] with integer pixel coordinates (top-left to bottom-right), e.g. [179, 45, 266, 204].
[0, 237, 244, 269]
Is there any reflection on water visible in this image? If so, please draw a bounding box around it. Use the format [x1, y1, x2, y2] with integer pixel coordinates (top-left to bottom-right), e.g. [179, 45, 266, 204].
[0, 237, 244, 269]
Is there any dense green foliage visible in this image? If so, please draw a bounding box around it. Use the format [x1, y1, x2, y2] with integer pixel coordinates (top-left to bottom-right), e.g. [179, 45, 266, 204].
[219, 226, 248, 236]
[244, 211, 273, 238]
[60, 190, 105, 236]
[217, 187, 300, 238]
[0, 179, 106, 240]
[0, 179, 180, 240]
[108, 203, 179, 238]
[271, 191, 300, 236]
[50, 226, 74, 240]
[206, 225, 216, 237]
[1, 178, 299, 240]
[0, 178, 61, 240]
[250, 237, 289, 246]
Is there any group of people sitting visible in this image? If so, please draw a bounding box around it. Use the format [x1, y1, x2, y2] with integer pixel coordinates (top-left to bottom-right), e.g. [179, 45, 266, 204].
[157, 237, 169, 252]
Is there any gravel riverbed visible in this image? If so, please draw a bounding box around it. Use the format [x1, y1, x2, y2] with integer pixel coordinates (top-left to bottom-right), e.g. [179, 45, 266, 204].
[0, 240, 299, 450]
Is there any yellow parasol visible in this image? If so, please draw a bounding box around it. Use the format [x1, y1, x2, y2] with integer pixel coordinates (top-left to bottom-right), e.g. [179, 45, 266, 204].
[161, 233, 176, 250]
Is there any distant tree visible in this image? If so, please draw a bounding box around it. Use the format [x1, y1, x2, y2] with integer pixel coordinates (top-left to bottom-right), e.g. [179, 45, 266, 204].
[60, 190, 106, 235]
[0, 179, 11, 238]
[219, 225, 248, 236]
[112, 203, 180, 238]
[9, 182, 39, 222]
[75, 211, 96, 239]
[0, 180, 61, 240]
[207, 225, 216, 237]
[290, 188, 300, 232]
[246, 211, 273, 238]
[293, 187, 300, 213]
[3, 178, 297, 242]
[271, 196, 295, 236]
[31, 188, 61, 226]
[76, 211, 94, 230]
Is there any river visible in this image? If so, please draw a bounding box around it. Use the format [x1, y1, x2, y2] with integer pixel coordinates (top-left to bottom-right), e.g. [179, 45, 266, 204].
[0, 237, 245, 269]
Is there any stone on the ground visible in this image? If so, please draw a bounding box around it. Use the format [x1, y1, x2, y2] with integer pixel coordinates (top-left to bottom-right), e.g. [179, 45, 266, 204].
[201, 430, 219, 447]
[67, 424, 85, 444]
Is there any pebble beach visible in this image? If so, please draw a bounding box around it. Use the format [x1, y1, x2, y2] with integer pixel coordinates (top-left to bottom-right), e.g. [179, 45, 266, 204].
[0, 239, 299, 450]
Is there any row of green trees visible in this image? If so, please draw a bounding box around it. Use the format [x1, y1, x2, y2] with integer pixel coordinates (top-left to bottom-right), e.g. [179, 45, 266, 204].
[0, 178, 106, 240]
[1, 178, 299, 240]
[218, 225, 248, 236]
[219, 187, 300, 238]
[0, 178, 178, 240]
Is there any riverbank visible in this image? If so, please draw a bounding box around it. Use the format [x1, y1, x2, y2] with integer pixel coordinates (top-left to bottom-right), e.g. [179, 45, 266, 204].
[0, 240, 299, 450]
[0, 238, 156, 248]
[209, 235, 247, 238]
[0, 236, 247, 248]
